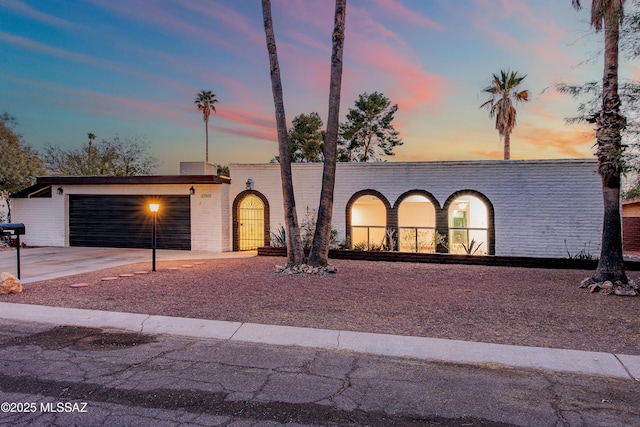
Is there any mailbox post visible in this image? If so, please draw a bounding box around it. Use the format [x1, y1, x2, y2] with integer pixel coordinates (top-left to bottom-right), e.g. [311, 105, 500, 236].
[0, 223, 26, 279]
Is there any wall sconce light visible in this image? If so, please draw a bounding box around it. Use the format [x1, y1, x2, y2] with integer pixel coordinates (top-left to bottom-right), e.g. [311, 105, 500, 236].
[246, 178, 254, 190]
[56, 187, 63, 195]
[189, 186, 195, 195]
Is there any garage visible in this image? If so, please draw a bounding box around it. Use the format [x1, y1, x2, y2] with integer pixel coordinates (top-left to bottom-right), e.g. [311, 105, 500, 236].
[69, 195, 191, 250]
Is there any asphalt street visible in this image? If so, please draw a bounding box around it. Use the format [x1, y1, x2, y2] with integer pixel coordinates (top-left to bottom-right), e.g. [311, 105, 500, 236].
[0, 318, 639, 427]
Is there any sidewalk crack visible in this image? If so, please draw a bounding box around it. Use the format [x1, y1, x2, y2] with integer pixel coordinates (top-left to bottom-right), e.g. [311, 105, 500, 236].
[139, 314, 151, 335]
[613, 353, 638, 381]
[228, 322, 244, 341]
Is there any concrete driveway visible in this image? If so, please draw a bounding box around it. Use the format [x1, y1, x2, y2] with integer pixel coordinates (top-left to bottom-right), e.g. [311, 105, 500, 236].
[0, 247, 255, 283]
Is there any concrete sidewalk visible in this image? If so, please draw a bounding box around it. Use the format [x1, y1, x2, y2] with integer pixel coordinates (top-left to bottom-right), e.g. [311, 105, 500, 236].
[0, 246, 255, 283]
[1, 302, 638, 382]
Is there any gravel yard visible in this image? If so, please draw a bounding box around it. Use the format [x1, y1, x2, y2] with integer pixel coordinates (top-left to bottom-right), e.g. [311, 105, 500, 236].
[2, 255, 639, 355]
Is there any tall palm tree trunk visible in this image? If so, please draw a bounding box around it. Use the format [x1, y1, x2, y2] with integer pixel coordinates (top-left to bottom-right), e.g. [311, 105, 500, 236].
[309, 0, 347, 266]
[205, 118, 209, 163]
[262, 0, 305, 265]
[503, 132, 510, 160]
[594, 8, 627, 283]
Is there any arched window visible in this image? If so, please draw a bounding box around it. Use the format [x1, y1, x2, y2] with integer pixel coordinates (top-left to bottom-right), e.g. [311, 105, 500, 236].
[350, 194, 387, 250]
[397, 194, 437, 253]
[448, 195, 488, 255]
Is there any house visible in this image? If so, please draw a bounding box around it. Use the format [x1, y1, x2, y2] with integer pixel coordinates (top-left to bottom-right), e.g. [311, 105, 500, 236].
[10, 159, 603, 259]
[623, 198, 640, 253]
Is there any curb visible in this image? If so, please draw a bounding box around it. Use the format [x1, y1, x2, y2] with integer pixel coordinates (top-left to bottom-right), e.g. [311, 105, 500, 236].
[1, 302, 638, 381]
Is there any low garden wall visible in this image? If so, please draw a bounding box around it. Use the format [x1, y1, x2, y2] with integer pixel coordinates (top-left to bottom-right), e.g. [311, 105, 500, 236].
[257, 247, 640, 271]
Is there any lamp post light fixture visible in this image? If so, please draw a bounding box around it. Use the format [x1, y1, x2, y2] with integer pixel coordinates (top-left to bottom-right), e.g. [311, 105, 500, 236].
[149, 203, 160, 271]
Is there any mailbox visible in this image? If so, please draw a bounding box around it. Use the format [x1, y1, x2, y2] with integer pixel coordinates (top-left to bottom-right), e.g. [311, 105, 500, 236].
[0, 223, 25, 279]
[0, 223, 26, 236]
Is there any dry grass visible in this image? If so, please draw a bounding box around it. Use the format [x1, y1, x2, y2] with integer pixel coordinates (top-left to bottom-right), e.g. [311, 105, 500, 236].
[2, 256, 639, 355]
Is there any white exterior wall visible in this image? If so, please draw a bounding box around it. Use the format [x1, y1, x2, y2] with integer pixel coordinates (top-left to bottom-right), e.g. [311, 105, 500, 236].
[10, 192, 67, 247]
[190, 184, 230, 252]
[12, 183, 225, 251]
[219, 184, 231, 251]
[10, 159, 604, 258]
[229, 159, 603, 258]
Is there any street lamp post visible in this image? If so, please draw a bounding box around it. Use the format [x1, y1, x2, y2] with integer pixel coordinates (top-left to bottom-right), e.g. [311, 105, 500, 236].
[149, 203, 160, 271]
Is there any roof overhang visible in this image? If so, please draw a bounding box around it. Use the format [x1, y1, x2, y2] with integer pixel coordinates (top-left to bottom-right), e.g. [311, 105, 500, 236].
[11, 175, 230, 198]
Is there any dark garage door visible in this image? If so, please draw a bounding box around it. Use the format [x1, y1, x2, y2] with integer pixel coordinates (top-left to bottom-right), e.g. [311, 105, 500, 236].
[69, 195, 191, 250]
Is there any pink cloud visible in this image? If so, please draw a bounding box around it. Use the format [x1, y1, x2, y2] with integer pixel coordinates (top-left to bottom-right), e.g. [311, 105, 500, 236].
[215, 126, 276, 143]
[87, 0, 264, 60]
[11, 73, 276, 142]
[470, 0, 581, 72]
[1, 0, 78, 29]
[182, 1, 265, 47]
[273, 0, 334, 33]
[370, 0, 443, 30]
[520, 126, 594, 158]
[470, 149, 504, 160]
[317, 4, 448, 115]
[345, 29, 447, 111]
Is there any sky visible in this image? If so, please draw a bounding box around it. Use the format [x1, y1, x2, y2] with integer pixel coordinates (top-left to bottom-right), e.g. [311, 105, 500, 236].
[1, 0, 639, 174]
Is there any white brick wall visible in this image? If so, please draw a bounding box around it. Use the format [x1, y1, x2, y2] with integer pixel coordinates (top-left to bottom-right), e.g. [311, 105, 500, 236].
[190, 185, 223, 251]
[230, 159, 603, 258]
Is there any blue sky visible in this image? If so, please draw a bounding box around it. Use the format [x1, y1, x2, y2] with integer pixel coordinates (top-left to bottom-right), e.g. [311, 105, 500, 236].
[1, 0, 638, 174]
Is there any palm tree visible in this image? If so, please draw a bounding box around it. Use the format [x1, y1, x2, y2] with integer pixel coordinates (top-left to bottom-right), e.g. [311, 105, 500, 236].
[194, 90, 218, 163]
[572, 0, 628, 285]
[480, 70, 530, 160]
[308, 0, 347, 267]
[261, 0, 305, 265]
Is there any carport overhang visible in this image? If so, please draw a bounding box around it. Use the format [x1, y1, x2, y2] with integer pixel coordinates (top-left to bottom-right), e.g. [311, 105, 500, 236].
[11, 175, 231, 198]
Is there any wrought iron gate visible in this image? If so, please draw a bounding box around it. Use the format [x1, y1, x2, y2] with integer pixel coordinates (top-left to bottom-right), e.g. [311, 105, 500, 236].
[238, 194, 264, 250]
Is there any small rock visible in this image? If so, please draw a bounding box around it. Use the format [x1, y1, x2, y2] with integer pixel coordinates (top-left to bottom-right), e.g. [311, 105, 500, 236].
[70, 283, 90, 288]
[275, 262, 339, 275]
[588, 283, 601, 293]
[628, 279, 638, 290]
[614, 288, 637, 297]
[0, 272, 22, 294]
[579, 277, 594, 288]
[601, 281, 614, 290]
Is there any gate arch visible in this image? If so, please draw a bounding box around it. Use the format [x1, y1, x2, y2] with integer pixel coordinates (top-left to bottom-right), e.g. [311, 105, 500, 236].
[233, 190, 270, 251]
